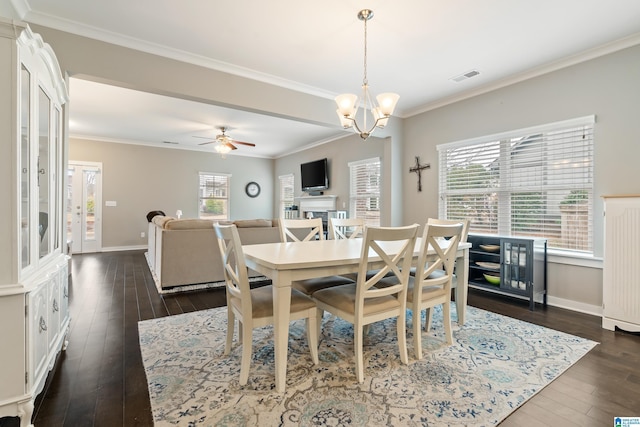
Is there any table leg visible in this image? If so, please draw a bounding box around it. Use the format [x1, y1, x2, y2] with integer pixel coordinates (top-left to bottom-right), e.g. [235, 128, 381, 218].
[272, 273, 292, 393]
[455, 248, 469, 326]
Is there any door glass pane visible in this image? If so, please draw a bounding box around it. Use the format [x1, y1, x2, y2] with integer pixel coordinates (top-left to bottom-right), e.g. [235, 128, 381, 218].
[38, 87, 50, 259]
[20, 65, 31, 269]
[66, 167, 74, 242]
[85, 170, 96, 241]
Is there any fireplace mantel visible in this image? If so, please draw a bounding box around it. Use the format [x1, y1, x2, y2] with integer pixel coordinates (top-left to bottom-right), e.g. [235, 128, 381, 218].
[296, 195, 337, 213]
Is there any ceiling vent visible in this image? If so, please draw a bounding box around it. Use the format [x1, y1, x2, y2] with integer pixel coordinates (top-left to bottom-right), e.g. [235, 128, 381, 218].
[450, 69, 480, 83]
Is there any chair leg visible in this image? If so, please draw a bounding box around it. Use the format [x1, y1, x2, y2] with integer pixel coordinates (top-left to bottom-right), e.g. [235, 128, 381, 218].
[397, 309, 409, 365]
[363, 324, 371, 336]
[239, 322, 253, 385]
[425, 307, 433, 332]
[413, 305, 423, 360]
[316, 308, 324, 338]
[306, 313, 319, 365]
[442, 302, 453, 345]
[225, 309, 235, 355]
[354, 323, 364, 383]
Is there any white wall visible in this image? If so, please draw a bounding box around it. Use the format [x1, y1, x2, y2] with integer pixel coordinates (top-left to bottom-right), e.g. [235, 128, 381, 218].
[70, 138, 274, 249]
[274, 133, 388, 221]
[402, 44, 640, 313]
[0, 3, 18, 18]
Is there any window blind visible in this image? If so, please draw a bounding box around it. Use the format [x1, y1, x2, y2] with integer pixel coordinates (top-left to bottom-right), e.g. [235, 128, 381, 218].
[279, 174, 294, 218]
[198, 172, 230, 220]
[349, 157, 381, 227]
[438, 116, 594, 254]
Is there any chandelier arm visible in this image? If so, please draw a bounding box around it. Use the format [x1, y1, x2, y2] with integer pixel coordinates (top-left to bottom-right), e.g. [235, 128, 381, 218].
[343, 115, 387, 140]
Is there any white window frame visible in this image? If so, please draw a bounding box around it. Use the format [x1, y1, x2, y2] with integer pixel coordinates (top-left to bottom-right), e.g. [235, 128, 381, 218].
[279, 173, 295, 218]
[348, 157, 381, 227]
[198, 172, 231, 220]
[437, 116, 595, 255]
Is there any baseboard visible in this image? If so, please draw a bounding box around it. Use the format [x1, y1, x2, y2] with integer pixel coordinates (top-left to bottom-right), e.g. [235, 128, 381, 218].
[546, 295, 602, 317]
[100, 245, 148, 252]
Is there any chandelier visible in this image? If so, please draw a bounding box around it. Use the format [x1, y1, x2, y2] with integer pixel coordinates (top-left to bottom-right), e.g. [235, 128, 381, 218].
[335, 9, 399, 140]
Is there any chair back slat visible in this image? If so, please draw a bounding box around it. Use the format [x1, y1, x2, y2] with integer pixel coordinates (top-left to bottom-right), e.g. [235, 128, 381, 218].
[427, 218, 470, 242]
[329, 217, 365, 240]
[417, 222, 464, 285]
[213, 223, 252, 312]
[356, 224, 420, 303]
[280, 218, 324, 242]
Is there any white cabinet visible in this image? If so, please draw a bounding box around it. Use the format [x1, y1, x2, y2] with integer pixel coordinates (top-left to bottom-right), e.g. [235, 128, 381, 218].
[602, 195, 640, 332]
[0, 19, 70, 426]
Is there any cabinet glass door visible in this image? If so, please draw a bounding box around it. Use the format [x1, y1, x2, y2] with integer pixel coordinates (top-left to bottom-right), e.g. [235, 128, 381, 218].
[20, 65, 31, 269]
[38, 86, 51, 259]
[502, 241, 527, 291]
[53, 107, 61, 252]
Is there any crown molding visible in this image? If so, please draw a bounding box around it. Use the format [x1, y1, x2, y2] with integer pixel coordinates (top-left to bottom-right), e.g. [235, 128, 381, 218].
[403, 32, 640, 118]
[14, 1, 640, 122]
[15, 3, 337, 101]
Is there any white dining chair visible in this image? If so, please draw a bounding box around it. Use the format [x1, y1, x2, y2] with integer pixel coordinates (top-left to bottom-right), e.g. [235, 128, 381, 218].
[213, 223, 319, 386]
[280, 218, 325, 242]
[279, 217, 355, 294]
[312, 224, 419, 383]
[411, 218, 470, 330]
[328, 217, 365, 240]
[408, 221, 463, 359]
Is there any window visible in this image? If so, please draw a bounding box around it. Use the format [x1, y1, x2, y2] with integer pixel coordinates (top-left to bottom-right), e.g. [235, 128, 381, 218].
[438, 116, 594, 254]
[279, 174, 295, 218]
[198, 172, 230, 220]
[349, 157, 381, 226]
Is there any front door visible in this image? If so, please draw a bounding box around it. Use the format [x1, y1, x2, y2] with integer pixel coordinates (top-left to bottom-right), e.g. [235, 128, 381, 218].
[67, 161, 102, 253]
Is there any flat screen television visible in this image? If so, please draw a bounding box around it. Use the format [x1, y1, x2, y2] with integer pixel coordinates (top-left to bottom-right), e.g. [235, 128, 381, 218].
[300, 158, 329, 192]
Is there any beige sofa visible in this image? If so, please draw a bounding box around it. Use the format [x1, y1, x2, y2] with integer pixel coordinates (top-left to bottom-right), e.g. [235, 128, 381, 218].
[147, 216, 281, 289]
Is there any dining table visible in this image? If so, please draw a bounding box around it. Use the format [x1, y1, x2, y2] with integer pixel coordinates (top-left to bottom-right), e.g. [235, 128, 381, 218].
[242, 237, 471, 392]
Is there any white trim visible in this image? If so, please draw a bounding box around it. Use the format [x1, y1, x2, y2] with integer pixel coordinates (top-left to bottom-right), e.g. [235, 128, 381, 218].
[13, 3, 336, 101]
[437, 115, 596, 151]
[348, 156, 381, 168]
[602, 317, 640, 332]
[547, 251, 603, 269]
[101, 245, 147, 252]
[13, 1, 640, 118]
[405, 33, 640, 118]
[546, 296, 602, 317]
[198, 171, 231, 178]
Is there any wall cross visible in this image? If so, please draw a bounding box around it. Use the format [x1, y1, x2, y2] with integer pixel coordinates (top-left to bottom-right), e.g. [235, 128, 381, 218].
[409, 156, 430, 192]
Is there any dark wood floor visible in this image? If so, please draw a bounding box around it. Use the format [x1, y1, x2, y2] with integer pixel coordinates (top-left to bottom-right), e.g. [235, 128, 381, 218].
[15, 250, 640, 426]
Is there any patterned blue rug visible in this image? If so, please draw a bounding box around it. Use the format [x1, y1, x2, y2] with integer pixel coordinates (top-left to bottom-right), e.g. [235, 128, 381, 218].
[138, 305, 597, 426]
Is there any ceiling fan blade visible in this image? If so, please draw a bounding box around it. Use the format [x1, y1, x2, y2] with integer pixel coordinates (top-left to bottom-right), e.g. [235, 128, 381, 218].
[228, 142, 238, 150]
[193, 135, 214, 140]
[198, 140, 215, 145]
[232, 141, 256, 147]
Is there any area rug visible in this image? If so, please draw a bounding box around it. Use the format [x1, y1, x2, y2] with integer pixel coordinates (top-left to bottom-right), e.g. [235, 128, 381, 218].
[138, 305, 597, 426]
[143, 251, 269, 294]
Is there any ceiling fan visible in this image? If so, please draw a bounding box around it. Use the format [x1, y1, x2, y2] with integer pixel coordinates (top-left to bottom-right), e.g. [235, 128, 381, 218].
[194, 127, 256, 152]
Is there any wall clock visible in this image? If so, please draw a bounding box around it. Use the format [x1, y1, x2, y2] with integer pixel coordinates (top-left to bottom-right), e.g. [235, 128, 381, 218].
[245, 181, 261, 198]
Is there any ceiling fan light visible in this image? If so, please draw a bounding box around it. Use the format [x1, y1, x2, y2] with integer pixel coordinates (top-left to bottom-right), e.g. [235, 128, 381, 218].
[214, 143, 232, 154]
[335, 93, 358, 117]
[376, 93, 400, 116]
